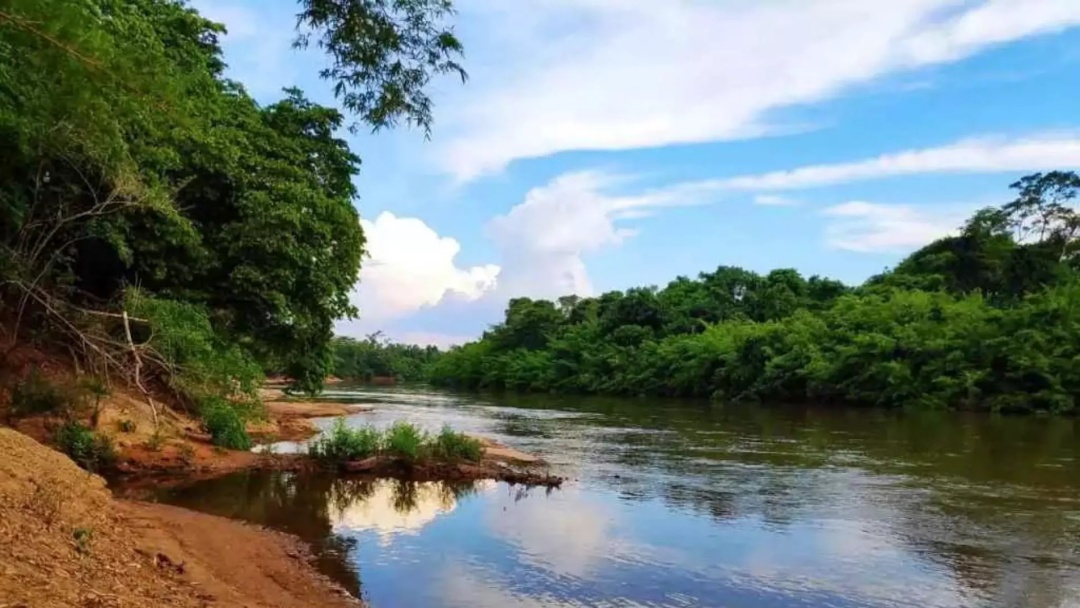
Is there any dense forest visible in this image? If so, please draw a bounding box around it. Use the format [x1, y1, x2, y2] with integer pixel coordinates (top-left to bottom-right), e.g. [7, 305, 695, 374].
[430, 173, 1080, 413]
[0, 0, 462, 444]
[330, 334, 441, 383]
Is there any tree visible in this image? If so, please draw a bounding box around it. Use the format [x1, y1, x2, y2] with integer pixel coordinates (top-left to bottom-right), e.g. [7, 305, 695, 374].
[1, 0, 467, 403]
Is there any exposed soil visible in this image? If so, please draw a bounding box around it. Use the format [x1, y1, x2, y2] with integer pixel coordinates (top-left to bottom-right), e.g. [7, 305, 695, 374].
[0, 428, 358, 608]
[119, 501, 358, 608]
[265, 400, 373, 419]
[473, 435, 544, 465]
[251, 384, 374, 443]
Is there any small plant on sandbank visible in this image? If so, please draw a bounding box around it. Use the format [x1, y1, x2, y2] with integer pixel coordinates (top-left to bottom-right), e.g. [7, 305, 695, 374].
[308, 419, 483, 466]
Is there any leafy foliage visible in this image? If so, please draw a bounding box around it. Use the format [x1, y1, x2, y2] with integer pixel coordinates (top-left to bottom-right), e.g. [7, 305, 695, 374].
[432, 176, 1080, 414]
[309, 418, 381, 462]
[430, 425, 482, 463]
[331, 333, 442, 382]
[295, 0, 466, 133]
[11, 368, 80, 416]
[383, 421, 426, 463]
[308, 418, 482, 465]
[200, 396, 252, 450]
[1, 0, 463, 403]
[55, 421, 116, 472]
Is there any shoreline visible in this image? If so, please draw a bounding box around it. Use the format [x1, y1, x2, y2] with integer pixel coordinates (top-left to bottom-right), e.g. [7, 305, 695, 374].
[0, 428, 361, 607]
[2, 385, 561, 607]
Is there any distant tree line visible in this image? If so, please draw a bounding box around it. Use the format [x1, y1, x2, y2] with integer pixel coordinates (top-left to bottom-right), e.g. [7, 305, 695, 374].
[330, 333, 441, 382]
[430, 172, 1080, 414]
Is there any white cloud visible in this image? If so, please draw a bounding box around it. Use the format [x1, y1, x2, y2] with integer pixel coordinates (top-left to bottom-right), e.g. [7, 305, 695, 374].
[821, 201, 973, 253]
[486, 171, 709, 298]
[754, 194, 802, 207]
[353, 212, 500, 323]
[440, 0, 1080, 180]
[715, 133, 1080, 191]
[395, 332, 476, 350]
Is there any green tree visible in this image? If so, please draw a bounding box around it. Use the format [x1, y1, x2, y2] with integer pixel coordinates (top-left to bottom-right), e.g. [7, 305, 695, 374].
[2, 0, 466, 402]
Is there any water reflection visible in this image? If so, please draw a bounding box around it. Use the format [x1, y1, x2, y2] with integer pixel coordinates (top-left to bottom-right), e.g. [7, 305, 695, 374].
[149, 389, 1080, 608]
[332, 478, 493, 543]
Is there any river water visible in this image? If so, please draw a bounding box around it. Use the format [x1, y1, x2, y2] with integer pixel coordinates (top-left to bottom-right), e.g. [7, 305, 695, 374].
[152, 387, 1080, 608]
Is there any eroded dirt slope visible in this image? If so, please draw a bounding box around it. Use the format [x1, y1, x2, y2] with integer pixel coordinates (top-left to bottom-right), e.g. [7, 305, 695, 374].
[0, 428, 359, 608]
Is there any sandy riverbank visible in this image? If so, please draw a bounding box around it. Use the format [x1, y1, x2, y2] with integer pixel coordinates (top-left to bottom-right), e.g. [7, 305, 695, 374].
[0, 428, 359, 608]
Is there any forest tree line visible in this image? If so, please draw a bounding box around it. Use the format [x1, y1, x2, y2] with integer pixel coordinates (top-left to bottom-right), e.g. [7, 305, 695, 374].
[330, 334, 441, 383]
[428, 173, 1080, 414]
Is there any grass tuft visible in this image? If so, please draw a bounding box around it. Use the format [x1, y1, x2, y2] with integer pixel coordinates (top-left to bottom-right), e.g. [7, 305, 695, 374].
[430, 425, 483, 463]
[383, 421, 427, 463]
[309, 418, 381, 462]
[309, 419, 484, 466]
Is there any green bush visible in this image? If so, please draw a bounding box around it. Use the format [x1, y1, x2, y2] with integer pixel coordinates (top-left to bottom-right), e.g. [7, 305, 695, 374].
[55, 421, 115, 472]
[200, 398, 251, 451]
[308, 419, 483, 466]
[383, 421, 426, 463]
[308, 418, 381, 462]
[126, 290, 263, 403]
[430, 425, 483, 463]
[11, 368, 78, 416]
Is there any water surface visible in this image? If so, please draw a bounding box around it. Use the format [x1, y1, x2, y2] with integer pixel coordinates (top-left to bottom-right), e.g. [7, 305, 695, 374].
[154, 388, 1080, 608]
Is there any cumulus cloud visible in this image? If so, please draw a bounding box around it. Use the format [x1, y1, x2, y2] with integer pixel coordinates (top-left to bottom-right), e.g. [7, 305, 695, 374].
[486, 171, 710, 298]
[714, 133, 1080, 191]
[440, 0, 1080, 180]
[352, 212, 500, 323]
[821, 201, 973, 253]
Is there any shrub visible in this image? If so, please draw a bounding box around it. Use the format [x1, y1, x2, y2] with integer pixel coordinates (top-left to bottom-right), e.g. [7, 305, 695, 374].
[383, 421, 426, 463]
[55, 421, 115, 472]
[11, 368, 77, 416]
[430, 425, 482, 463]
[200, 397, 251, 450]
[126, 290, 263, 403]
[116, 419, 136, 433]
[308, 418, 380, 462]
[308, 419, 483, 466]
[82, 376, 110, 428]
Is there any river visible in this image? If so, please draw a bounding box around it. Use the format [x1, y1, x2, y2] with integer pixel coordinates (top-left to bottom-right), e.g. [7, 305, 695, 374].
[150, 387, 1080, 608]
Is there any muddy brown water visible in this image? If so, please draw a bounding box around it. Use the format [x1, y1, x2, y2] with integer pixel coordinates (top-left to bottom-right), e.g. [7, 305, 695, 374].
[142, 387, 1080, 607]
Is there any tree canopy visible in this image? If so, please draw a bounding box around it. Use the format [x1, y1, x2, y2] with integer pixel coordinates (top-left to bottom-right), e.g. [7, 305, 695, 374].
[0, 0, 463, 437]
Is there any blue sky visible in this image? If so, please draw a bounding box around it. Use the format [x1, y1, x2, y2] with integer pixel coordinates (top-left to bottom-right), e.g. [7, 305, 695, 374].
[192, 0, 1080, 347]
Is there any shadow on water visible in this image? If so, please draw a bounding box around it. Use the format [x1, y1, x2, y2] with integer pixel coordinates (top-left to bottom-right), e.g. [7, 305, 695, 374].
[150, 387, 1080, 607]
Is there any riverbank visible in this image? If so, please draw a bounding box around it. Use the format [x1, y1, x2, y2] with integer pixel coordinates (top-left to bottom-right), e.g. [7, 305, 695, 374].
[1, 369, 561, 606]
[0, 428, 360, 607]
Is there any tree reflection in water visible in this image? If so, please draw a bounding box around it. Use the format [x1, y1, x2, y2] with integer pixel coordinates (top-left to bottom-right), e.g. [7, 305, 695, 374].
[157, 471, 482, 599]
